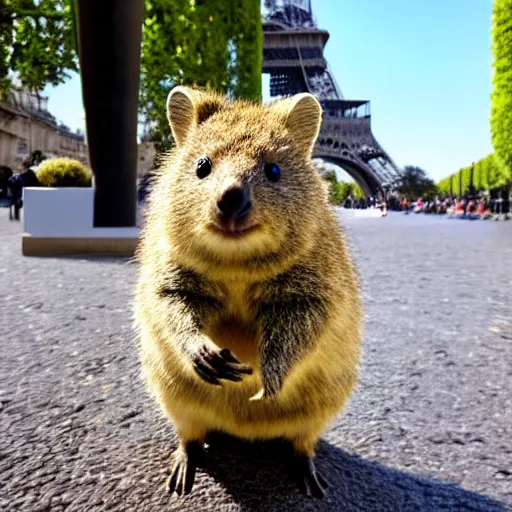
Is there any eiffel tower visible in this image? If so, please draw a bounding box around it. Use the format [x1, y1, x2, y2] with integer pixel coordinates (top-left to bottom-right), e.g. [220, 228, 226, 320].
[262, 0, 401, 197]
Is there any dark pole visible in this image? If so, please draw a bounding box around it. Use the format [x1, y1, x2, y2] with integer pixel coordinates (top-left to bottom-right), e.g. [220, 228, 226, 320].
[74, 0, 144, 227]
[459, 169, 462, 199]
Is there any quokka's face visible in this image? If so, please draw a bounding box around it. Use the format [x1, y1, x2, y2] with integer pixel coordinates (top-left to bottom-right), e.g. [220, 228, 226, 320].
[154, 87, 326, 264]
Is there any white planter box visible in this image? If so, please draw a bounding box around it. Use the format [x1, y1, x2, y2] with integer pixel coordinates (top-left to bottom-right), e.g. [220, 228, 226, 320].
[23, 187, 94, 237]
[22, 187, 140, 256]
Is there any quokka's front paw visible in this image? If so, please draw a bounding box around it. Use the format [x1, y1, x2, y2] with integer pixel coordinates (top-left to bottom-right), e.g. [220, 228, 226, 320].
[192, 346, 252, 385]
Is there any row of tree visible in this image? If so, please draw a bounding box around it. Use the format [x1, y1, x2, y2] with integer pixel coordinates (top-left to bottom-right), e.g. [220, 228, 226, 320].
[0, 0, 262, 150]
[437, 153, 510, 196]
[437, 0, 512, 195]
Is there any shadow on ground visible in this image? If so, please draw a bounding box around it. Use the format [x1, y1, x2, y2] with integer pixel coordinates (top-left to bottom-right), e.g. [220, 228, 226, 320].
[21, 255, 137, 264]
[169, 433, 508, 512]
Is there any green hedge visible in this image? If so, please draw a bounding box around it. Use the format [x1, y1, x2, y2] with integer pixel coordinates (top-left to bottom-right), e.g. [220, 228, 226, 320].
[438, 153, 510, 195]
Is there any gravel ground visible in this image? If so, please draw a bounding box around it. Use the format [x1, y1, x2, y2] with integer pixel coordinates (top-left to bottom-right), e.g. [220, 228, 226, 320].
[1, 210, 511, 512]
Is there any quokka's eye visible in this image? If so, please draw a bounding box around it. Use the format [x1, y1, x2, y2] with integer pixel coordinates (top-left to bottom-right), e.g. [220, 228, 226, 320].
[196, 156, 212, 179]
[264, 163, 281, 183]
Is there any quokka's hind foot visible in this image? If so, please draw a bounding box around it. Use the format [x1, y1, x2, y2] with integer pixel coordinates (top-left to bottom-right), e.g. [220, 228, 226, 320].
[291, 434, 329, 499]
[165, 441, 204, 496]
[294, 454, 329, 499]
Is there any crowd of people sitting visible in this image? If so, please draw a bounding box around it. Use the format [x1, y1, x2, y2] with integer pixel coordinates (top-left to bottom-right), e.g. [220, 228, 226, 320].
[343, 195, 387, 211]
[396, 194, 509, 220]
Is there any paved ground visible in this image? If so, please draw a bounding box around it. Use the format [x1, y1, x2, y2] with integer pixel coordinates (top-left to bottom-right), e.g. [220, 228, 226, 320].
[1, 210, 511, 512]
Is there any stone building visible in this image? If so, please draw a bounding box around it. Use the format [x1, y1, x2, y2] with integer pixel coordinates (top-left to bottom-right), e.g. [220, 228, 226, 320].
[56, 124, 88, 162]
[0, 87, 87, 170]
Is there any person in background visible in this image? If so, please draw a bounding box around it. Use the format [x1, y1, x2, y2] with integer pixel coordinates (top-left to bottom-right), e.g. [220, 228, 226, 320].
[476, 199, 492, 220]
[138, 171, 155, 204]
[434, 195, 441, 214]
[4, 166, 40, 221]
[467, 200, 477, 214]
[454, 199, 466, 218]
[21, 168, 40, 188]
[0, 166, 13, 199]
[7, 173, 23, 221]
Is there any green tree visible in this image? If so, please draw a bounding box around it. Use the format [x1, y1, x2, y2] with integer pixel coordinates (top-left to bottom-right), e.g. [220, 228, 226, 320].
[396, 165, 438, 201]
[0, 0, 78, 97]
[437, 176, 451, 195]
[140, 0, 262, 150]
[230, 0, 262, 101]
[491, 0, 512, 178]
[322, 170, 365, 205]
[437, 153, 510, 194]
[452, 171, 460, 197]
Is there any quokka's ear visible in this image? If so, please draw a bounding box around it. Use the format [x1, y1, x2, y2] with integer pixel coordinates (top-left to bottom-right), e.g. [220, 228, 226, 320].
[166, 86, 226, 146]
[269, 93, 323, 155]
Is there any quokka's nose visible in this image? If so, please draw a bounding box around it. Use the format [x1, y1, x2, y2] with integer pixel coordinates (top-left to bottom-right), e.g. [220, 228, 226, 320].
[217, 185, 252, 220]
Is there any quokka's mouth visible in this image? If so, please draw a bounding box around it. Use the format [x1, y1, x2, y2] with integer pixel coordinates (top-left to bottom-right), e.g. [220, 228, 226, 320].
[209, 222, 260, 238]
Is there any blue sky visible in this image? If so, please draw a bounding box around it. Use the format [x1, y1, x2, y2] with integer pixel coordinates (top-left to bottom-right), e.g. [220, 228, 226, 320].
[44, 0, 494, 182]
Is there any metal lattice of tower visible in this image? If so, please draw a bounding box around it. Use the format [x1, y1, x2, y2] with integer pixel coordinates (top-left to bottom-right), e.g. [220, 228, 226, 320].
[262, 0, 402, 197]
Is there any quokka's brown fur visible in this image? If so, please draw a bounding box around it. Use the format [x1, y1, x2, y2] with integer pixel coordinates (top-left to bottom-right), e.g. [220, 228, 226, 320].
[133, 86, 362, 498]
